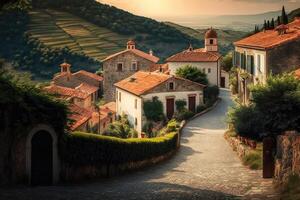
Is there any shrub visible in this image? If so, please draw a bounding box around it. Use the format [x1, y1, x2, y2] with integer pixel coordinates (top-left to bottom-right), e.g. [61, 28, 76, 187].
[175, 99, 186, 112]
[142, 121, 154, 138]
[250, 74, 300, 135]
[242, 150, 262, 170]
[196, 104, 207, 113]
[174, 108, 195, 121]
[227, 105, 264, 141]
[60, 131, 178, 165]
[204, 85, 219, 105]
[143, 96, 164, 122]
[176, 65, 208, 85]
[103, 115, 135, 139]
[167, 119, 179, 132]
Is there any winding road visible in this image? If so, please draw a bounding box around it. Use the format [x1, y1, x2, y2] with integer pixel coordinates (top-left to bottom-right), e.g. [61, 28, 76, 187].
[0, 90, 279, 200]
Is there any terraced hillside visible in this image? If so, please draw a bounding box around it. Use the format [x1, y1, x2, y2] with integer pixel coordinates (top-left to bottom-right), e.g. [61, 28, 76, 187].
[27, 9, 129, 61]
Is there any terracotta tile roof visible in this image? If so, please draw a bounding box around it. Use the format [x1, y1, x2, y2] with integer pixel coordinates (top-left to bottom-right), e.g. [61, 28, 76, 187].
[115, 71, 171, 96]
[76, 83, 98, 95]
[102, 48, 159, 63]
[115, 71, 205, 96]
[73, 70, 103, 82]
[295, 68, 300, 79]
[234, 19, 300, 50]
[69, 104, 93, 131]
[101, 102, 116, 113]
[166, 48, 221, 62]
[44, 84, 89, 99]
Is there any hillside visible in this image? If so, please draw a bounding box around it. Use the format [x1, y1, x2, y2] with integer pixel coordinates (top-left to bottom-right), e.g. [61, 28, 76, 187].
[27, 9, 128, 61]
[165, 22, 247, 55]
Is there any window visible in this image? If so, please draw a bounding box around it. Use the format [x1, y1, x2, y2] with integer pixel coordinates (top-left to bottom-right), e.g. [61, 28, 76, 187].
[117, 63, 123, 72]
[103, 122, 106, 129]
[135, 118, 138, 126]
[119, 92, 121, 102]
[168, 82, 175, 90]
[257, 54, 261, 72]
[131, 61, 138, 71]
[234, 51, 241, 67]
[208, 68, 211, 73]
[134, 99, 137, 109]
[202, 68, 206, 73]
[210, 39, 214, 44]
[110, 117, 113, 123]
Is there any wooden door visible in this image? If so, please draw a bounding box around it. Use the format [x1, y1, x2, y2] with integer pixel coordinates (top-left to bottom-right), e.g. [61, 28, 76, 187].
[221, 77, 225, 88]
[31, 131, 53, 186]
[263, 137, 276, 178]
[166, 98, 174, 119]
[188, 96, 196, 113]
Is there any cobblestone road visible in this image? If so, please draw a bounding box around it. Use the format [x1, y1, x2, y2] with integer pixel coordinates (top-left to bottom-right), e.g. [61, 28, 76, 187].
[0, 90, 279, 200]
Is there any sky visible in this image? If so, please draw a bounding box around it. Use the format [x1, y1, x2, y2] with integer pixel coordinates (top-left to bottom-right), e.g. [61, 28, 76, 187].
[99, 0, 300, 18]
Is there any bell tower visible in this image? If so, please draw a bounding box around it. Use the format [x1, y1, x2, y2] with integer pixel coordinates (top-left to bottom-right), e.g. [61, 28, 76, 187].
[205, 27, 218, 52]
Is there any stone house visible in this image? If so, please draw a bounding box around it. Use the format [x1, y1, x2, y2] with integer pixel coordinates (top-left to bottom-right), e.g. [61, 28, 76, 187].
[100, 102, 116, 134]
[114, 71, 205, 136]
[233, 17, 300, 104]
[166, 28, 222, 87]
[44, 62, 115, 134]
[102, 40, 160, 101]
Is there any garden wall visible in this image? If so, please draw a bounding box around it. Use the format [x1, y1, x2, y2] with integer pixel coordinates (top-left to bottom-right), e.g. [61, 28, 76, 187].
[274, 131, 300, 185]
[224, 133, 253, 159]
[60, 131, 180, 182]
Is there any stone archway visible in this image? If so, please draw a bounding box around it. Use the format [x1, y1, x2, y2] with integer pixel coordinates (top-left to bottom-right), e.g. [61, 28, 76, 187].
[26, 124, 60, 185]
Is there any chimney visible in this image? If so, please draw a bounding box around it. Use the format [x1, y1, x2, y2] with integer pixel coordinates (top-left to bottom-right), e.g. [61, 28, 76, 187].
[188, 44, 193, 51]
[129, 77, 136, 82]
[149, 49, 153, 56]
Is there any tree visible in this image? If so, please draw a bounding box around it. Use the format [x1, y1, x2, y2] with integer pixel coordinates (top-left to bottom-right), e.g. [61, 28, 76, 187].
[175, 65, 208, 85]
[271, 18, 275, 29]
[143, 96, 164, 122]
[264, 20, 267, 30]
[250, 74, 300, 136]
[277, 16, 281, 26]
[267, 20, 270, 29]
[281, 6, 288, 24]
[222, 53, 233, 72]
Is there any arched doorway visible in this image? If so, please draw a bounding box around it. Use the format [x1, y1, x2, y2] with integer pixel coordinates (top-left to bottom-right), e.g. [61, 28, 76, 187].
[31, 131, 53, 186]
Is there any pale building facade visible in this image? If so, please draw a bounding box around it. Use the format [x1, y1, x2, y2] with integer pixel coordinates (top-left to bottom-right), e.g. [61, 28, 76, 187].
[166, 28, 222, 87]
[115, 71, 205, 136]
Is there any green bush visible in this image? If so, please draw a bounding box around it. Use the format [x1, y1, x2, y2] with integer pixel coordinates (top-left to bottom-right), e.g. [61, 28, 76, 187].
[204, 85, 219, 105]
[167, 119, 179, 132]
[176, 65, 208, 85]
[60, 131, 178, 165]
[143, 97, 164, 122]
[174, 108, 195, 121]
[142, 121, 154, 138]
[242, 150, 262, 170]
[103, 115, 136, 139]
[175, 99, 187, 112]
[227, 105, 263, 141]
[196, 104, 207, 113]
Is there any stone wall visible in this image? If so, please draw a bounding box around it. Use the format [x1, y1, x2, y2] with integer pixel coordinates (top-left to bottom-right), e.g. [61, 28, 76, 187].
[224, 133, 253, 159]
[274, 131, 300, 185]
[267, 39, 300, 75]
[103, 51, 155, 101]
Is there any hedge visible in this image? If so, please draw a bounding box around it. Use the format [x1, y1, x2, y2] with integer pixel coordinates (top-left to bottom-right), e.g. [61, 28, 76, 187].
[60, 132, 178, 166]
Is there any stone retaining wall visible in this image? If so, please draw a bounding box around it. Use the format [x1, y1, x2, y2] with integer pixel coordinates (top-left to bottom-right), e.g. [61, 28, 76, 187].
[274, 131, 300, 185]
[224, 133, 253, 159]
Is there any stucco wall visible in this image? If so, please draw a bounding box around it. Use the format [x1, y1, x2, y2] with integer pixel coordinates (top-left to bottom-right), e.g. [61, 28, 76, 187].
[103, 51, 155, 101]
[116, 88, 143, 134]
[167, 61, 220, 86]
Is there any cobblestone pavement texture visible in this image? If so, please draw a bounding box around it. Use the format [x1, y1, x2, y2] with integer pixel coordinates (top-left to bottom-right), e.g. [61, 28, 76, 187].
[0, 90, 280, 200]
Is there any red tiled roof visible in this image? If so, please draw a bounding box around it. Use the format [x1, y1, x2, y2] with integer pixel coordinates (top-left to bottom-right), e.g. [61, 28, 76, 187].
[44, 84, 89, 99]
[69, 104, 93, 131]
[101, 102, 116, 113]
[115, 71, 205, 96]
[166, 48, 221, 62]
[73, 70, 103, 82]
[115, 71, 171, 96]
[150, 63, 169, 73]
[234, 19, 300, 50]
[76, 83, 98, 95]
[205, 28, 218, 38]
[102, 48, 159, 63]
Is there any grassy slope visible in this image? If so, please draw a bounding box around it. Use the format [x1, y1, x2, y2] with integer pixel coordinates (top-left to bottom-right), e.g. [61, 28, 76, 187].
[27, 9, 129, 61]
[165, 22, 247, 54]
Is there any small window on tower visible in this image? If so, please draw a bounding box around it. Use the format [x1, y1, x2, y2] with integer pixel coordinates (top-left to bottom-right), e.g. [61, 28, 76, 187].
[208, 68, 211, 73]
[210, 39, 214, 45]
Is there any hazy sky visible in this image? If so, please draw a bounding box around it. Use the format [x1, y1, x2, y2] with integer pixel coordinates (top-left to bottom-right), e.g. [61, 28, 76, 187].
[99, 0, 300, 17]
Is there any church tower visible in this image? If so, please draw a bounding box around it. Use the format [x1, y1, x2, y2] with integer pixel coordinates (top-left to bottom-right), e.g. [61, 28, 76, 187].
[205, 27, 218, 52]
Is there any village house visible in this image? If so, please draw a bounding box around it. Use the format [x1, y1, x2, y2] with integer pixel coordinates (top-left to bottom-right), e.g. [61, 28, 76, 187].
[114, 71, 205, 136]
[99, 102, 116, 134]
[44, 61, 115, 133]
[233, 17, 300, 104]
[166, 28, 224, 87]
[102, 40, 160, 101]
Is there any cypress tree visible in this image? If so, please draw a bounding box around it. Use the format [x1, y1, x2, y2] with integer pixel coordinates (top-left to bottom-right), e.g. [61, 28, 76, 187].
[281, 6, 288, 24]
[277, 16, 281, 26]
[267, 20, 270, 29]
[271, 18, 275, 29]
[264, 20, 267, 30]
